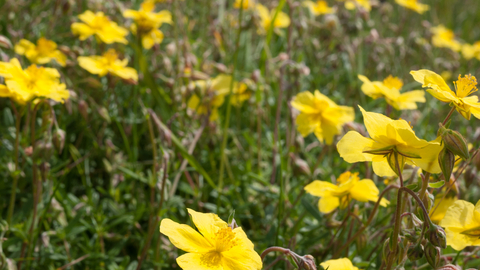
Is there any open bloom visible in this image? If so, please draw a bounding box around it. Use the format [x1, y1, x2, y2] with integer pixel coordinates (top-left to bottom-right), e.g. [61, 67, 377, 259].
[291, 90, 354, 145]
[14, 38, 67, 66]
[255, 4, 290, 33]
[430, 195, 457, 224]
[431, 25, 461, 52]
[338, 0, 372, 12]
[337, 106, 442, 177]
[462, 41, 480, 61]
[0, 58, 69, 104]
[358, 75, 425, 110]
[320, 258, 359, 270]
[305, 171, 389, 214]
[410, 69, 480, 120]
[160, 208, 262, 270]
[439, 200, 480, 250]
[302, 1, 335, 16]
[230, 81, 252, 107]
[78, 49, 138, 81]
[234, 0, 255, 9]
[394, 0, 429, 14]
[123, 0, 172, 49]
[71, 11, 128, 44]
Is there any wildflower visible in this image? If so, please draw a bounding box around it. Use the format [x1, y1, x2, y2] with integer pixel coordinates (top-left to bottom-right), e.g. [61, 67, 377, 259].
[394, 0, 429, 14]
[430, 196, 457, 224]
[302, 1, 335, 16]
[337, 106, 442, 177]
[430, 25, 461, 52]
[71, 11, 128, 44]
[439, 200, 480, 250]
[14, 38, 67, 67]
[234, 0, 255, 9]
[462, 41, 480, 60]
[410, 69, 480, 120]
[123, 0, 172, 49]
[159, 208, 262, 270]
[0, 58, 69, 104]
[358, 74, 426, 110]
[230, 81, 252, 107]
[187, 75, 233, 121]
[305, 171, 389, 213]
[78, 49, 138, 81]
[320, 257, 359, 270]
[255, 4, 290, 33]
[338, 0, 372, 12]
[291, 90, 354, 145]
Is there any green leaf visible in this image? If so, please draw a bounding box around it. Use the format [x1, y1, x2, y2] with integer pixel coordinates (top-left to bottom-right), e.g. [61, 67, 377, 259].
[405, 183, 419, 192]
[428, 180, 445, 188]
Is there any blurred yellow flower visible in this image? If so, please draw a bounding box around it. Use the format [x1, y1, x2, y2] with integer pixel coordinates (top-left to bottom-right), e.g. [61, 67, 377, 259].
[462, 41, 480, 60]
[430, 196, 457, 224]
[411, 69, 480, 120]
[123, 0, 172, 49]
[0, 58, 69, 104]
[234, 0, 255, 9]
[395, 0, 429, 14]
[302, 1, 335, 16]
[339, 0, 372, 12]
[337, 106, 442, 177]
[439, 199, 480, 251]
[431, 25, 461, 52]
[255, 4, 290, 33]
[320, 257, 359, 270]
[305, 171, 389, 214]
[159, 208, 262, 270]
[358, 74, 425, 110]
[230, 82, 252, 107]
[291, 90, 354, 145]
[187, 75, 232, 121]
[78, 49, 138, 81]
[14, 38, 67, 67]
[71, 11, 128, 44]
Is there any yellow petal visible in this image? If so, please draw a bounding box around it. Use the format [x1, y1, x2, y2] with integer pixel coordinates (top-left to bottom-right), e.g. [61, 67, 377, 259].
[320, 258, 359, 270]
[410, 69, 458, 103]
[159, 218, 213, 253]
[222, 228, 262, 270]
[273, 11, 290, 28]
[407, 139, 442, 174]
[52, 50, 67, 67]
[291, 91, 318, 114]
[111, 67, 138, 81]
[318, 195, 340, 213]
[394, 90, 426, 110]
[358, 74, 384, 99]
[337, 131, 376, 163]
[78, 56, 108, 76]
[359, 106, 393, 142]
[176, 252, 223, 270]
[71, 23, 95, 40]
[350, 179, 380, 203]
[304, 180, 337, 197]
[440, 200, 480, 250]
[372, 156, 397, 177]
[430, 196, 457, 223]
[187, 208, 228, 241]
[14, 39, 35, 55]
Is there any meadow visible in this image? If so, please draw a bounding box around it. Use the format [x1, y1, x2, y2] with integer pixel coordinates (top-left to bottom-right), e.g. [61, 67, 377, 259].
[1, 0, 480, 269]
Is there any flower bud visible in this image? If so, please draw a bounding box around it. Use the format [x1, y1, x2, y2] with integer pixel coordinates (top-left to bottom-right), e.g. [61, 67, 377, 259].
[97, 107, 111, 124]
[52, 128, 66, 154]
[407, 244, 424, 261]
[78, 100, 89, 121]
[439, 125, 470, 160]
[439, 147, 455, 180]
[427, 224, 447, 249]
[301, 255, 317, 270]
[424, 243, 441, 268]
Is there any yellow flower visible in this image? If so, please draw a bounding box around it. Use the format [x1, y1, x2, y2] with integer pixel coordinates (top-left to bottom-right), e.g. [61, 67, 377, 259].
[358, 74, 425, 110]
[234, 0, 255, 9]
[302, 1, 335, 16]
[187, 75, 232, 121]
[159, 208, 262, 270]
[0, 58, 69, 104]
[394, 0, 429, 14]
[337, 106, 442, 177]
[430, 196, 457, 224]
[78, 49, 138, 81]
[439, 200, 480, 250]
[320, 257, 359, 270]
[462, 41, 480, 60]
[410, 69, 480, 120]
[71, 10, 128, 44]
[431, 25, 461, 52]
[14, 38, 67, 67]
[291, 90, 354, 145]
[339, 0, 372, 12]
[230, 82, 252, 107]
[123, 0, 172, 49]
[305, 171, 389, 214]
[255, 4, 290, 33]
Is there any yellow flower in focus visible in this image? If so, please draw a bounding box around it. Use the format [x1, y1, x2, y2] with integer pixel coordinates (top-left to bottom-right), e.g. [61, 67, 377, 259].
[394, 0, 429, 14]
[159, 208, 262, 270]
[462, 41, 480, 60]
[320, 257, 359, 270]
[78, 49, 138, 81]
[337, 106, 442, 177]
[439, 200, 480, 251]
[339, 0, 372, 12]
[14, 38, 67, 67]
[187, 75, 233, 121]
[291, 90, 354, 145]
[123, 0, 172, 49]
[71, 10, 128, 44]
[430, 196, 457, 224]
[255, 4, 290, 33]
[0, 58, 69, 104]
[305, 171, 389, 214]
[234, 0, 255, 9]
[358, 74, 425, 110]
[303, 1, 335, 16]
[410, 69, 480, 120]
[431, 25, 461, 52]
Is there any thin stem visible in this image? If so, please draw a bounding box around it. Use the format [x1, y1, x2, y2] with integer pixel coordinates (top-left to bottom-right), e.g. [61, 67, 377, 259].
[418, 172, 430, 200]
[7, 100, 21, 226]
[442, 106, 456, 125]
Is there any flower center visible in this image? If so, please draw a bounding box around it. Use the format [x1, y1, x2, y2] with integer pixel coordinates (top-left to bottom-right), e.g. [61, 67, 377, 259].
[90, 15, 111, 30]
[383, 75, 403, 90]
[200, 251, 222, 267]
[36, 38, 56, 55]
[103, 49, 119, 64]
[214, 227, 239, 252]
[25, 65, 43, 89]
[454, 74, 478, 98]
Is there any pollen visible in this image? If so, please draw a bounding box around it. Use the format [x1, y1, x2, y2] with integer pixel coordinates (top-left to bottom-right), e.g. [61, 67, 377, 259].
[200, 251, 222, 267]
[454, 74, 478, 98]
[214, 227, 239, 252]
[383, 75, 404, 90]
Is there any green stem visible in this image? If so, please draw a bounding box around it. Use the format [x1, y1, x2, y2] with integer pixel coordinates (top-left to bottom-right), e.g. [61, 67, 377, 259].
[7, 100, 21, 226]
[418, 172, 430, 200]
[442, 106, 456, 126]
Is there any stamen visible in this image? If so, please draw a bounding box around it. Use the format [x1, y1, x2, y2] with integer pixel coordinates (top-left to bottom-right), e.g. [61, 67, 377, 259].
[214, 227, 239, 252]
[383, 75, 403, 90]
[454, 74, 478, 98]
